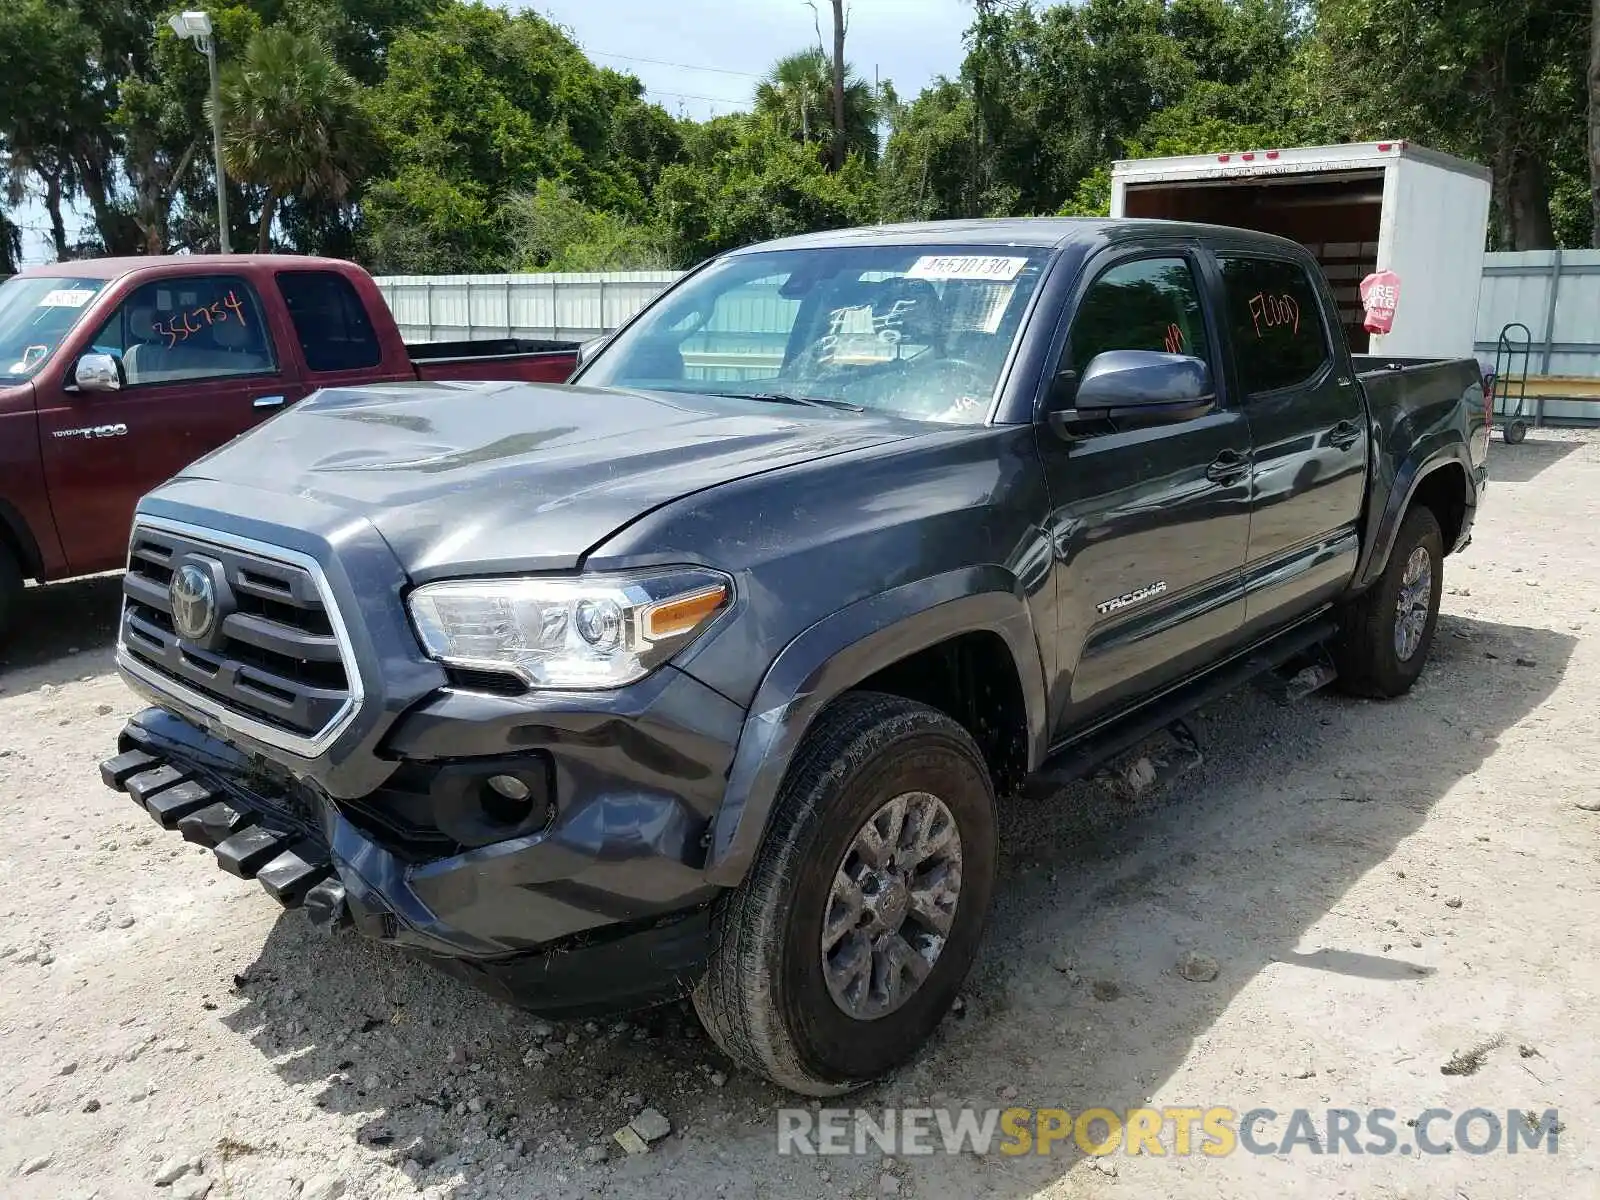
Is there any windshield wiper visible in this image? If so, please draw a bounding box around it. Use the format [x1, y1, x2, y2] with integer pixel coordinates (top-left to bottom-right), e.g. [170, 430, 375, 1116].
[725, 390, 865, 414]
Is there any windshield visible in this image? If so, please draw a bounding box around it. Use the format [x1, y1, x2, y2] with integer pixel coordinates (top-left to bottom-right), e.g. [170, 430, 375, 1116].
[0, 276, 107, 382]
[580, 245, 1052, 423]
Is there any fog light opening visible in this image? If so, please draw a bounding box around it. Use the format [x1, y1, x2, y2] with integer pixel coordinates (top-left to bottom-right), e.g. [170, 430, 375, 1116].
[486, 774, 531, 802]
[480, 773, 537, 825]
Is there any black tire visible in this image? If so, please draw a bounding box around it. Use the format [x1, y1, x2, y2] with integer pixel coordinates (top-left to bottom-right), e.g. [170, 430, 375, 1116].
[0, 542, 21, 647]
[1504, 421, 1528, 446]
[692, 691, 998, 1095]
[1334, 505, 1444, 698]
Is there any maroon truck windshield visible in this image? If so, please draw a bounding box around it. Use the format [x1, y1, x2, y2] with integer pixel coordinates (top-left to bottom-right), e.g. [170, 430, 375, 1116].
[0, 276, 108, 382]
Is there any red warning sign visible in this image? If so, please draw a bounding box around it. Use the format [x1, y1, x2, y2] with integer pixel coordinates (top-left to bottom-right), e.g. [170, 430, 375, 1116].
[1360, 271, 1401, 335]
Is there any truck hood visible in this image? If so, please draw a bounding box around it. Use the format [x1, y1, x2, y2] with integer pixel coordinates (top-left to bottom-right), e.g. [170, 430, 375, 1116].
[179, 380, 916, 579]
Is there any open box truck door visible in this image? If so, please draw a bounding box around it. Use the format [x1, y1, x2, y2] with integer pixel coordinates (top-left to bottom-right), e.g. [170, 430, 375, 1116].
[1110, 142, 1491, 360]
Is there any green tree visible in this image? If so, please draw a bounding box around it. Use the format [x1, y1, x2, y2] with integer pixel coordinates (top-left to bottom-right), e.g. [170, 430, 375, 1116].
[358, 1, 672, 271]
[0, 0, 105, 259]
[272, 0, 445, 84]
[756, 49, 831, 145]
[359, 167, 488, 274]
[1311, 0, 1587, 249]
[754, 48, 878, 165]
[501, 179, 666, 271]
[656, 115, 878, 264]
[0, 211, 20, 275]
[879, 79, 983, 221]
[118, 5, 265, 254]
[217, 27, 368, 252]
[887, 0, 1304, 223]
[1590, 0, 1600, 244]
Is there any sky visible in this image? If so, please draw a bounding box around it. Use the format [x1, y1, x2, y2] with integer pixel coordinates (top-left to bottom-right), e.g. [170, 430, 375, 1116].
[14, 0, 974, 266]
[530, 0, 972, 120]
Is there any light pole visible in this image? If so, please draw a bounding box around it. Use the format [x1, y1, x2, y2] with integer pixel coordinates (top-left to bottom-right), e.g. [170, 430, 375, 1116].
[168, 10, 230, 253]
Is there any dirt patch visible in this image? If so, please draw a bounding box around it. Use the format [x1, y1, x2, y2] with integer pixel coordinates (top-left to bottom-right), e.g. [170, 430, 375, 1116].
[3, 431, 1600, 1199]
[1442, 1035, 1506, 1077]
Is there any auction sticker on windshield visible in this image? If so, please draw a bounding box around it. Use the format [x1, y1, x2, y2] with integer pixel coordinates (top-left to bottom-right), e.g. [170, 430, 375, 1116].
[907, 255, 1028, 282]
[39, 289, 96, 308]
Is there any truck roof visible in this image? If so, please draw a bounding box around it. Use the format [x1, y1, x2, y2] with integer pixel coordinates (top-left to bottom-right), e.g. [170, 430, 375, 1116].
[734, 217, 1308, 255]
[13, 253, 360, 281]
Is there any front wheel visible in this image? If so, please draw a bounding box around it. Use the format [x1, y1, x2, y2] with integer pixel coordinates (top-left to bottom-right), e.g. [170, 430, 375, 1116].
[692, 692, 997, 1095]
[1333, 506, 1444, 698]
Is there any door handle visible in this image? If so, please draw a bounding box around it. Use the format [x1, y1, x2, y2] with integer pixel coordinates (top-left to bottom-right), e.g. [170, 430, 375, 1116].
[1205, 450, 1250, 484]
[1327, 419, 1361, 450]
[253, 394, 286, 409]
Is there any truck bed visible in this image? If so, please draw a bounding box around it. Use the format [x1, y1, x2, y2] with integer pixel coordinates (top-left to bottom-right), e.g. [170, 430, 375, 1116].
[407, 337, 580, 384]
[1351, 354, 1491, 568]
[1354, 355, 1488, 427]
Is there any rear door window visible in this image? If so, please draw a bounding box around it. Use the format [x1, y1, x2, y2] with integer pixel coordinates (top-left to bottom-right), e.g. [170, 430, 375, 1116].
[88, 276, 277, 386]
[1216, 256, 1332, 394]
[276, 270, 382, 372]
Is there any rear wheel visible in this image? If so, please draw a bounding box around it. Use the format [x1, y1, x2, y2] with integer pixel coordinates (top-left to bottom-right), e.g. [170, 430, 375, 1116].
[1504, 421, 1528, 446]
[0, 543, 21, 646]
[1333, 505, 1443, 698]
[692, 692, 997, 1095]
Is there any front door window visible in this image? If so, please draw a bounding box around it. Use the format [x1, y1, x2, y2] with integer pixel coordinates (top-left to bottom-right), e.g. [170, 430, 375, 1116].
[88, 276, 277, 386]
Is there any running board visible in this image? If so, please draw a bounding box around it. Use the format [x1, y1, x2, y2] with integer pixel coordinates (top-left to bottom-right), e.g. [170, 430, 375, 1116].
[1024, 615, 1336, 795]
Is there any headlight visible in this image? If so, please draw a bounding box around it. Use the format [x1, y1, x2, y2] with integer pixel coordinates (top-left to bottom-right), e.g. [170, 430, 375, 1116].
[407, 568, 732, 690]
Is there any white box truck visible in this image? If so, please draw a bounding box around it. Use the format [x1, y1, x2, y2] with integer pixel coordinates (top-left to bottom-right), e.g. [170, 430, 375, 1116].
[1110, 141, 1492, 360]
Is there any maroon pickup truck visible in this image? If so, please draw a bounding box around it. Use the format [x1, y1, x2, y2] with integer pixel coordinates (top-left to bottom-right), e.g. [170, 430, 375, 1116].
[0, 254, 580, 640]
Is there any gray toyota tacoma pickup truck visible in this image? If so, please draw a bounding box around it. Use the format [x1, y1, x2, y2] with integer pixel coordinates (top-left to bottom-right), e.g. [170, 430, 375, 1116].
[99, 219, 1489, 1094]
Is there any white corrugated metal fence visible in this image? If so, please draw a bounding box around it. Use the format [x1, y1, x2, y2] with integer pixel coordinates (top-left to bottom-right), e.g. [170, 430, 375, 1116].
[1475, 250, 1600, 375]
[374, 271, 682, 343]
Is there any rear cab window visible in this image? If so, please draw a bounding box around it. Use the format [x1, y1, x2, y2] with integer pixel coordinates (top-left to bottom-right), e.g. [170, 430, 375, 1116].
[1216, 256, 1332, 394]
[88, 276, 277, 386]
[276, 271, 382, 372]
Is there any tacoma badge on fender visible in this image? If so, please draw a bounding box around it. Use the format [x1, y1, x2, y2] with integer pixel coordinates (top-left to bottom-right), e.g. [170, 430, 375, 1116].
[1096, 581, 1169, 615]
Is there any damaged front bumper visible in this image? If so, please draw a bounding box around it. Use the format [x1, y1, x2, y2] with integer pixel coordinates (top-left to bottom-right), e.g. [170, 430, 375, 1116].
[99, 704, 724, 1017]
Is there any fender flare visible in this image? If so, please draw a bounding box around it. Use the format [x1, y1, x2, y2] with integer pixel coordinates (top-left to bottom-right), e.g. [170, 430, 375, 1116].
[702, 565, 1048, 887]
[1354, 445, 1474, 591]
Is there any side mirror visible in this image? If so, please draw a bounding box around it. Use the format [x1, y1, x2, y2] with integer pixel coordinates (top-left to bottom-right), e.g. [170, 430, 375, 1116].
[1051, 350, 1213, 436]
[73, 352, 124, 393]
[577, 335, 609, 367]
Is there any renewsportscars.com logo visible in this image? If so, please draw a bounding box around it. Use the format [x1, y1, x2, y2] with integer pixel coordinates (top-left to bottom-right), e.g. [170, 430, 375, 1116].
[776, 1106, 1562, 1158]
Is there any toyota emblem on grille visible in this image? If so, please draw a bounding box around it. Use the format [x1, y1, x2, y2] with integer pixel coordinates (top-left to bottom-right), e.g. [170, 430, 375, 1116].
[169, 563, 218, 641]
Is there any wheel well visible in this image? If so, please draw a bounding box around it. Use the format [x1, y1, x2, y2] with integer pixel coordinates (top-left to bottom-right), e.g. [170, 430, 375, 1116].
[0, 501, 41, 580]
[1410, 464, 1468, 553]
[850, 631, 1029, 797]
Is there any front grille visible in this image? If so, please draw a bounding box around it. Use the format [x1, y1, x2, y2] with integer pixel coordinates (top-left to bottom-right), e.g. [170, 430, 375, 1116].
[120, 522, 357, 751]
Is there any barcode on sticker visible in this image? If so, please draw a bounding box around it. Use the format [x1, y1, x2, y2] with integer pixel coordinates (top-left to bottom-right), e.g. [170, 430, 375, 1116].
[39, 289, 95, 308]
[906, 256, 1027, 282]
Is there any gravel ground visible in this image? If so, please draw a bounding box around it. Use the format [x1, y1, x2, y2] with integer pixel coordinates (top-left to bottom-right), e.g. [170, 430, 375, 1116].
[3, 431, 1599, 1200]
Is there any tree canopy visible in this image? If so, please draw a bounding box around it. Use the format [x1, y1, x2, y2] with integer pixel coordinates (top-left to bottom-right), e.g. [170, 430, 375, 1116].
[0, 0, 1596, 272]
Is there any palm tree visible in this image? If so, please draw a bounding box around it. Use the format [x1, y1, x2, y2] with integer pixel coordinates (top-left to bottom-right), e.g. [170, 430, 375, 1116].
[214, 29, 367, 252]
[754, 48, 879, 166]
